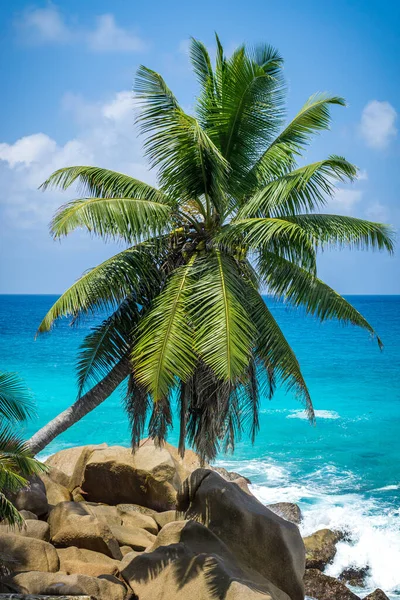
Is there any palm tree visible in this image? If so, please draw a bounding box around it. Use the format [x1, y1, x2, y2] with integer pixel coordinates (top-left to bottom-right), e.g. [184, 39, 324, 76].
[28, 36, 393, 462]
[0, 372, 45, 525]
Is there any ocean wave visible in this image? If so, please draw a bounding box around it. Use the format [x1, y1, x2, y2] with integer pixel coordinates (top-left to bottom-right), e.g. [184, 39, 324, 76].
[287, 409, 341, 420]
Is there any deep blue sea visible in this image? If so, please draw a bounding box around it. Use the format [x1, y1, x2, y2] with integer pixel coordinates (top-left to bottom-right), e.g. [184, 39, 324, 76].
[0, 294, 399, 596]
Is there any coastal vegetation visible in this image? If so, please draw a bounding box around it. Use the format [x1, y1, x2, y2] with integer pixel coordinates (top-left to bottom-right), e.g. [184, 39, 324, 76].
[0, 372, 45, 526]
[29, 35, 394, 461]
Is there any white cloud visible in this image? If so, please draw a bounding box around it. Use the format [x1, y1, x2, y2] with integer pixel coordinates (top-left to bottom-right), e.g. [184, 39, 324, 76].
[0, 90, 154, 228]
[365, 202, 389, 222]
[326, 188, 363, 214]
[17, 5, 146, 53]
[360, 100, 397, 149]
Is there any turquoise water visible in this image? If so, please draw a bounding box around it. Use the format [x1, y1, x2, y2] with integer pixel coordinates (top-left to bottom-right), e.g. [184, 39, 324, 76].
[0, 294, 399, 596]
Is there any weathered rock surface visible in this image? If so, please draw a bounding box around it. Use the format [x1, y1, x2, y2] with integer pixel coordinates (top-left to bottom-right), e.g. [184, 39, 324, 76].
[40, 472, 71, 507]
[212, 466, 251, 484]
[177, 469, 305, 600]
[121, 520, 291, 600]
[8, 571, 127, 600]
[118, 506, 158, 534]
[110, 524, 156, 550]
[303, 528, 342, 570]
[364, 589, 390, 600]
[13, 476, 49, 517]
[0, 534, 59, 573]
[153, 509, 180, 529]
[0, 519, 50, 541]
[44, 439, 203, 511]
[304, 569, 360, 600]
[57, 547, 120, 577]
[339, 566, 370, 587]
[267, 502, 302, 525]
[48, 501, 122, 559]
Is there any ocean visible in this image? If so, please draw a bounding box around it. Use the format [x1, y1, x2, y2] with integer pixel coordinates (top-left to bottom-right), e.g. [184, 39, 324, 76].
[0, 294, 399, 597]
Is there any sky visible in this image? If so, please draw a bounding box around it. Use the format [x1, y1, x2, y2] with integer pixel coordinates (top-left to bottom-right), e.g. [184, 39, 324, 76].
[0, 0, 399, 294]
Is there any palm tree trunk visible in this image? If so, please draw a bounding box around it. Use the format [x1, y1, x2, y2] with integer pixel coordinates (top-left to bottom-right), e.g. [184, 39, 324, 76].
[27, 358, 130, 456]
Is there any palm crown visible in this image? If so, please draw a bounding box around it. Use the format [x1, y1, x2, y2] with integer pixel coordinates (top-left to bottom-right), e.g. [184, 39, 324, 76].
[38, 36, 393, 462]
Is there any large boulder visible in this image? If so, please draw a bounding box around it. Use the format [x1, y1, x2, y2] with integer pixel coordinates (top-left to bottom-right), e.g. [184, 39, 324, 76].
[267, 503, 302, 525]
[44, 439, 203, 510]
[48, 501, 122, 559]
[12, 475, 49, 517]
[0, 519, 50, 541]
[177, 469, 305, 600]
[57, 547, 120, 577]
[304, 569, 360, 600]
[339, 566, 370, 587]
[0, 534, 59, 573]
[303, 529, 342, 570]
[121, 520, 291, 600]
[8, 571, 127, 600]
[153, 509, 180, 529]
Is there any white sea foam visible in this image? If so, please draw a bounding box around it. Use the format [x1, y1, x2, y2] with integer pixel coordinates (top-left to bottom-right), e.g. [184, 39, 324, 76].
[217, 457, 400, 599]
[287, 409, 341, 420]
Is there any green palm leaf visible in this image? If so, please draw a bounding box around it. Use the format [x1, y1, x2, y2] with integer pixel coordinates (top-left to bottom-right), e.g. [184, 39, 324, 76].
[37, 246, 159, 333]
[132, 258, 197, 401]
[189, 251, 255, 381]
[0, 372, 34, 422]
[259, 251, 383, 347]
[51, 196, 173, 243]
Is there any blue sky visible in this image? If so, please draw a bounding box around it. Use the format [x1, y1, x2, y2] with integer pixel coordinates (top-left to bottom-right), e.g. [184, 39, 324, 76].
[0, 0, 399, 294]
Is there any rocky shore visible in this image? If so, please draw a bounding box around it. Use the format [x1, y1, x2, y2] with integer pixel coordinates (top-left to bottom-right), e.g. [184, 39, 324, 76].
[0, 440, 390, 600]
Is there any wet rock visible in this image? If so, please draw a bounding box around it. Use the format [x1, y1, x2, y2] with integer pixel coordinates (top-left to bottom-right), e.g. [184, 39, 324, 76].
[303, 528, 342, 570]
[304, 569, 360, 600]
[364, 589, 390, 600]
[339, 566, 370, 587]
[267, 502, 302, 524]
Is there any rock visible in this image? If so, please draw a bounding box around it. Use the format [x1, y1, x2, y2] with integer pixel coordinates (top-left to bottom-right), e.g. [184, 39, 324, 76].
[118, 507, 158, 535]
[212, 466, 251, 484]
[44, 465, 71, 489]
[0, 534, 59, 573]
[40, 472, 71, 507]
[339, 566, 370, 587]
[121, 520, 291, 600]
[48, 501, 122, 559]
[267, 502, 302, 525]
[13, 475, 49, 518]
[83, 502, 122, 527]
[364, 590, 390, 600]
[19, 509, 37, 520]
[120, 545, 137, 557]
[117, 503, 158, 518]
[153, 509, 180, 529]
[57, 547, 120, 577]
[8, 571, 127, 600]
[0, 519, 50, 541]
[304, 569, 360, 600]
[110, 525, 156, 551]
[304, 529, 342, 570]
[45, 439, 204, 511]
[177, 469, 305, 600]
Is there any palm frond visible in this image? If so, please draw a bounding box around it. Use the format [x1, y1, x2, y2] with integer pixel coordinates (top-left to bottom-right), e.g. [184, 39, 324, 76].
[281, 214, 395, 252]
[123, 374, 151, 449]
[247, 287, 315, 419]
[50, 196, 173, 244]
[134, 66, 229, 214]
[239, 157, 357, 217]
[247, 94, 347, 184]
[259, 251, 383, 347]
[40, 166, 168, 204]
[0, 372, 34, 422]
[132, 258, 197, 401]
[77, 298, 140, 397]
[189, 251, 255, 381]
[37, 246, 159, 333]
